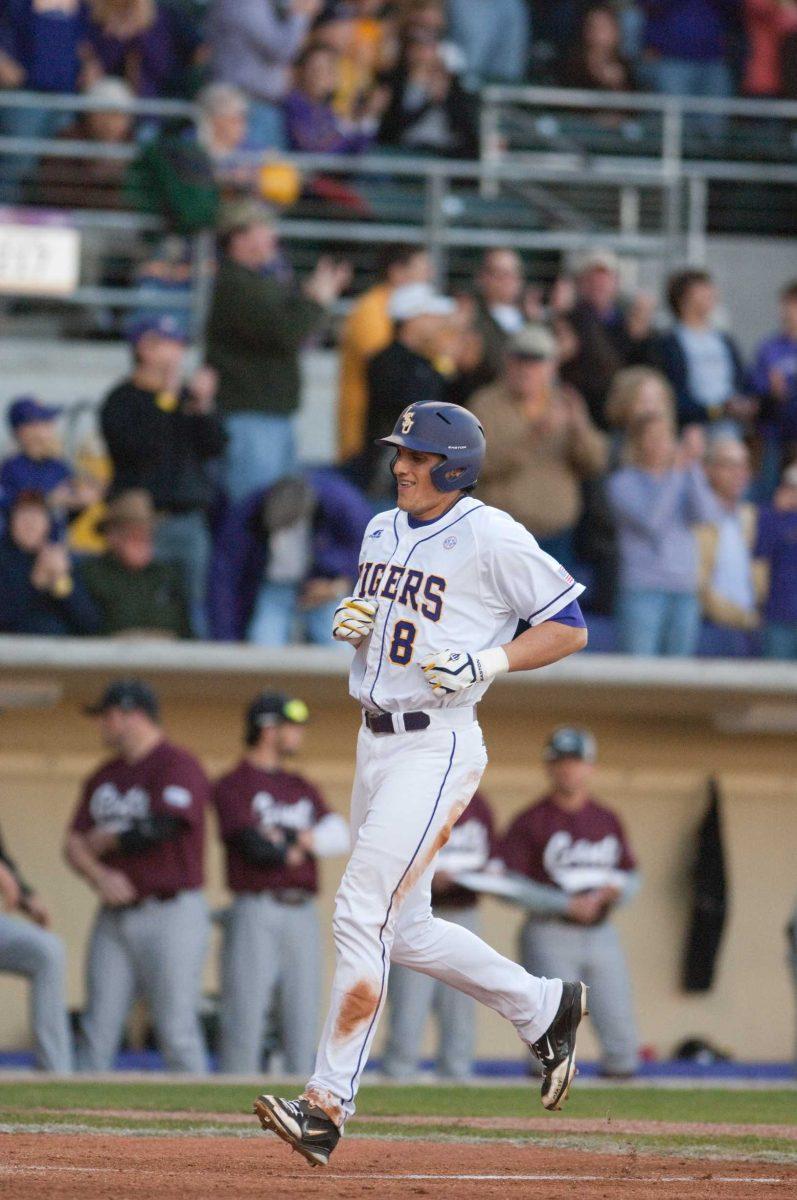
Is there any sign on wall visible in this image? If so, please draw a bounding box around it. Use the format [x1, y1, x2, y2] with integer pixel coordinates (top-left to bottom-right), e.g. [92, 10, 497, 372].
[0, 213, 80, 296]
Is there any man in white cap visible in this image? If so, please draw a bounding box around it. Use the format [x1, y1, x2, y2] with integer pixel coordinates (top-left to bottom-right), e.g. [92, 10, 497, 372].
[361, 283, 458, 497]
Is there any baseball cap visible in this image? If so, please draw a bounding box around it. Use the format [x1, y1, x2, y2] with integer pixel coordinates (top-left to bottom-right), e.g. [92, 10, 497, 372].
[98, 489, 158, 532]
[7, 396, 62, 430]
[572, 248, 620, 276]
[388, 282, 456, 322]
[508, 324, 557, 361]
[126, 312, 189, 347]
[85, 679, 160, 719]
[217, 198, 277, 239]
[544, 727, 597, 763]
[85, 77, 135, 108]
[245, 692, 309, 744]
[781, 463, 797, 488]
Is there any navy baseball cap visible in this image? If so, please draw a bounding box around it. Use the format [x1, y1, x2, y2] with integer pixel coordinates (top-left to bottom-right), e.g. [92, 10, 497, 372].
[245, 692, 309, 744]
[126, 313, 189, 346]
[7, 396, 62, 430]
[544, 727, 596, 763]
[85, 679, 160, 720]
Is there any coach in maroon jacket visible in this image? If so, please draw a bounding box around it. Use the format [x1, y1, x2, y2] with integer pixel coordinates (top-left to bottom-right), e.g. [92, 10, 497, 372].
[500, 727, 641, 1077]
[64, 680, 210, 1073]
[214, 692, 349, 1075]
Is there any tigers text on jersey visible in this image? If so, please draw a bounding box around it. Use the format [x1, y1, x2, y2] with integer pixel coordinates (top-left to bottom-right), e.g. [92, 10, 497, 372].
[349, 497, 584, 714]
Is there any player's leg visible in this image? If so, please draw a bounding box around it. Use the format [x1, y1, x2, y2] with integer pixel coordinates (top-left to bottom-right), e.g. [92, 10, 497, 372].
[381, 961, 436, 1078]
[583, 924, 640, 1076]
[136, 892, 210, 1073]
[219, 894, 282, 1073]
[434, 907, 479, 1079]
[277, 900, 323, 1076]
[78, 909, 137, 1071]
[0, 915, 73, 1072]
[519, 918, 584, 990]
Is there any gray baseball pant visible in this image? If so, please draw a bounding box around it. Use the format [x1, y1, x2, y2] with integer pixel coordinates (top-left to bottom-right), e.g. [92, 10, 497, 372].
[521, 915, 639, 1074]
[0, 914, 73, 1072]
[383, 906, 480, 1080]
[788, 900, 797, 1064]
[77, 889, 209, 1073]
[219, 892, 321, 1076]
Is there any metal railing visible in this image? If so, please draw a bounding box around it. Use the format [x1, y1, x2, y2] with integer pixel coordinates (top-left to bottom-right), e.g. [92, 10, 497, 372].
[1, 87, 796, 324]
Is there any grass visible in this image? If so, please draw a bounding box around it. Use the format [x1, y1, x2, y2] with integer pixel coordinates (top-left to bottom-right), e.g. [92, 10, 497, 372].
[0, 1080, 795, 1127]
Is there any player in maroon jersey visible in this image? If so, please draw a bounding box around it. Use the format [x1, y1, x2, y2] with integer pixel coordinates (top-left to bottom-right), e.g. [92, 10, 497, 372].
[213, 692, 349, 1075]
[500, 727, 641, 1077]
[64, 679, 210, 1073]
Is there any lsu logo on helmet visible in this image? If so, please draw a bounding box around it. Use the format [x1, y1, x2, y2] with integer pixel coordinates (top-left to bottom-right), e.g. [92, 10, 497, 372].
[401, 409, 416, 434]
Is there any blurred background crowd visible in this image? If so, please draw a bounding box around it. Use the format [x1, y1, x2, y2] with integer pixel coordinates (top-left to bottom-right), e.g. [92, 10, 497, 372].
[0, 0, 795, 660]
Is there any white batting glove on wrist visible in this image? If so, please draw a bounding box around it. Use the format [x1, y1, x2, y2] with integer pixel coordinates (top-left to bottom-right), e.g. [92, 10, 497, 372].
[420, 646, 509, 697]
[332, 596, 378, 645]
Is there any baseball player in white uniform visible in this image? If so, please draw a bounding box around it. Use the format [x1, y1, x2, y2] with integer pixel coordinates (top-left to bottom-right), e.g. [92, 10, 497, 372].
[255, 401, 590, 1166]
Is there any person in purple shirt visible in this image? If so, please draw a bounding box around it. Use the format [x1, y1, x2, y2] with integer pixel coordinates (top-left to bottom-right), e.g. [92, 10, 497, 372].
[208, 467, 373, 644]
[748, 279, 797, 496]
[608, 413, 721, 655]
[1, 397, 73, 515]
[284, 41, 378, 154]
[639, 0, 740, 131]
[82, 0, 198, 98]
[754, 463, 797, 658]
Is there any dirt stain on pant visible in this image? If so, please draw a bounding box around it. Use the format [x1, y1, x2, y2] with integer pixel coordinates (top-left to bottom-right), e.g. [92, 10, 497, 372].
[333, 979, 381, 1042]
[395, 799, 468, 905]
[301, 1087, 344, 1127]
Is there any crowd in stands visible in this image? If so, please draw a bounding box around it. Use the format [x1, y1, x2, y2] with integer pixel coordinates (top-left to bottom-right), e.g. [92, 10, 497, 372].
[1, 203, 796, 658]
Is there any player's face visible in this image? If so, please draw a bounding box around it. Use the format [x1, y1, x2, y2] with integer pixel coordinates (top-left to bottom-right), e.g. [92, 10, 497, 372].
[97, 707, 131, 750]
[547, 756, 593, 797]
[277, 722, 305, 758]
[392, 448, 452, 519]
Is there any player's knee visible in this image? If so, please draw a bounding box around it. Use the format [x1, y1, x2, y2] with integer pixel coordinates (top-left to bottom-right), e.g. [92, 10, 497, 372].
[26, 931, 66, 978]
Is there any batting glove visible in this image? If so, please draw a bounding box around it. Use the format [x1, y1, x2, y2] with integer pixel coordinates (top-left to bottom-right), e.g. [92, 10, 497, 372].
[332, 596, 378, 645]
[420, 646, 509, 697]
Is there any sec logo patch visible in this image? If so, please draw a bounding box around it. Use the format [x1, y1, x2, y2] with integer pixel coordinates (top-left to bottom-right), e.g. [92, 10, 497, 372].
[444, 536, 457, 550]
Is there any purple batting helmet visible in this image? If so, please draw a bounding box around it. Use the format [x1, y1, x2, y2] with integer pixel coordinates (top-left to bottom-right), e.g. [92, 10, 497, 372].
[376, 402, 486, 493]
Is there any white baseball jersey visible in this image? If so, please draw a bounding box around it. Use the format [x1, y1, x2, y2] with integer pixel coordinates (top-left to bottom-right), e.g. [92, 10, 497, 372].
[349, 497, 584, 713]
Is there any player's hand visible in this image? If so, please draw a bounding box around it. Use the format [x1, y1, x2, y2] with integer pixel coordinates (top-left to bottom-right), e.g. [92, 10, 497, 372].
[332, 596, 378, 645]
[566, 893, 604, 925]
[420, 646, 508, 697]
[23, 894, 51, 928]
[96, 868, 137, 908]
[0, 862, 22, 912]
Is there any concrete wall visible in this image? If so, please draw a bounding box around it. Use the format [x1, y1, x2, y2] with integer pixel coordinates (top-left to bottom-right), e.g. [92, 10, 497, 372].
[1, 673, 795, 1066]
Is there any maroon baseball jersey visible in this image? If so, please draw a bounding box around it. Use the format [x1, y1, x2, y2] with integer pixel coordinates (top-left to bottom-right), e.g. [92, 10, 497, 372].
[70, 739, 208, 897]
[433, 790, 496, 909]
[213, 761, 331, 894]
[500, 795, 636, 893]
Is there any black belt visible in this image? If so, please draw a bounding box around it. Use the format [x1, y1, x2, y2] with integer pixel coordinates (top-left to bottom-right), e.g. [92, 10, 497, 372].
[363, 710, 431, 735]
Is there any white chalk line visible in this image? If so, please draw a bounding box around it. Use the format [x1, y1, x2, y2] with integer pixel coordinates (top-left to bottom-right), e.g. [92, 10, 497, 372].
[0, 1164, 790, 1185]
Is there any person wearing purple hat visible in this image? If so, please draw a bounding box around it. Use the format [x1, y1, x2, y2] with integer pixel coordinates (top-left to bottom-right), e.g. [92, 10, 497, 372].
[0, 397, 74, 515]
[100, 314, 226, 638]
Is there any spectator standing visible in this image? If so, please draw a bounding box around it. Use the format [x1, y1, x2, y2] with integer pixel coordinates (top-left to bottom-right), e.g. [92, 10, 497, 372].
[445, 0, 530, 86]
[283, 41, 380, 152]
[604, 365, 677, 440]
[469, 324, 608, 562]
[562, 250, 656, 429]
[82, 491, 190, 639]
[638, 1, 739, 106]
[743, 0, 797, 96]
[608, 415, 721, 655]
[208, 468, 372, 643]
[382, 792, 497, 1080]
[754, 462, 797, 658]
[655, 269, 753, 431]
[0, 492, 99, 637]
[561, 4, 634, 91]
[207, 0, 324, 150]
[101, 313, 226, 639]
[359, 282, 456, 496]
[338, 243, 432, 461]
[456, 248, 529, 399]
[0, 820, 73, 1072]
[500, 727, 641, 1079]
[0, 0, 88, 199]
[697, 437, 764, 656]
[64, 680, 210, 1073]
[205, 199, 350, 504]
[214, 692, 349, 1075]
[82, 0, 199, 99]
[378, 27, 479, 157]
[748, 279, 797, 493]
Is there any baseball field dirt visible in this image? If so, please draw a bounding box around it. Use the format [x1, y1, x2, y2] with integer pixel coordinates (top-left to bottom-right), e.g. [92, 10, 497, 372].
[0, 1080, 795, 1198]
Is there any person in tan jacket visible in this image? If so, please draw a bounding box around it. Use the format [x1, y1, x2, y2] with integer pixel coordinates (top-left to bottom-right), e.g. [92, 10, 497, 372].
[696, 436, 767, 657]
[468, 324, 608, 561]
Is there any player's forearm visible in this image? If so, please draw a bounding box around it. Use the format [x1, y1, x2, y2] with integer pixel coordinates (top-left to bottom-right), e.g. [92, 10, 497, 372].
[63, 832, 106, 889]
[502, 621, 587, 672]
